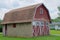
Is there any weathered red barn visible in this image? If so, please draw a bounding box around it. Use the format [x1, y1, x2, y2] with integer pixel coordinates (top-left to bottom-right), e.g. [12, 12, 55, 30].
[1, 3, 51, 37]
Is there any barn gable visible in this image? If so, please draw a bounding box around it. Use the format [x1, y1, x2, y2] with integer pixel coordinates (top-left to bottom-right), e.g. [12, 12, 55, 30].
[33, 4, 51, 22]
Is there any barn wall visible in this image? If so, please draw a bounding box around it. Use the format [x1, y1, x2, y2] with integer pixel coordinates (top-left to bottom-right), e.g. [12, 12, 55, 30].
[6, 22, 33, 37]
[34, 5, 50, 22]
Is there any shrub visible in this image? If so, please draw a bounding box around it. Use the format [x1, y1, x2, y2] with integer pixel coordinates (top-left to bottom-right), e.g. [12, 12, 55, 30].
[0, 24, 3, 32]
[50, 28, 55, 30]
[0, 20, 3, 32]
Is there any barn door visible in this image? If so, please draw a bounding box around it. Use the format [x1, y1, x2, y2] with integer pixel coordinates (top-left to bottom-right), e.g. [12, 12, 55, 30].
[33, 26, 40, 36]
[32, 21, 49, 36]
[32, 21, 40, 36]
[43, 21, 49, 35]
[32, 21, 45, 36]
[46, 22, 49, 35]
[5, 24, 7, 36]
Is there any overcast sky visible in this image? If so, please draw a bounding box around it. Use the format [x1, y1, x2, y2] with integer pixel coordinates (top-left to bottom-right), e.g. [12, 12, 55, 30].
[0, 0, 60, 19]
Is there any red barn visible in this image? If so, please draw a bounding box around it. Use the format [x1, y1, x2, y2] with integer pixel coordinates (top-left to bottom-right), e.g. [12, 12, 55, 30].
[1, 3, 51, 37]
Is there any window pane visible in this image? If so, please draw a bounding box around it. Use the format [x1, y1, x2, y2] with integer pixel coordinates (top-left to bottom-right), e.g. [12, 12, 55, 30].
[39, 21, 44, 26]
[32, 21, 36, 25]
[40, 8, 43, 14]
[36, 21, 39, 26]
[13, 24, 16, 28]
[46, 22, 49, 26]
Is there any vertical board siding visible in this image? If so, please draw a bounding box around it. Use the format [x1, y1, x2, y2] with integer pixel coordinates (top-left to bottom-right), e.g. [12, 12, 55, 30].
[33, 21, 49, 36]
[6, 23, 33, 37]
[33, 4, 50, 36]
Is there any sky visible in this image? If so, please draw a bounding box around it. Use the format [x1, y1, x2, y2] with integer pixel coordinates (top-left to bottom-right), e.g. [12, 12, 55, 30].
[0, 0, 60, 19]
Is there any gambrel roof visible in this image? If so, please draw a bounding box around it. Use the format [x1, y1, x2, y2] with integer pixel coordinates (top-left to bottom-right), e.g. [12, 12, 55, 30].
[1, 3, 51, 24]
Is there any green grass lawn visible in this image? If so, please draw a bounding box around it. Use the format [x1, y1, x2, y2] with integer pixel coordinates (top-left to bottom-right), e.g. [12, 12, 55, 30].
[50, 30, 60, 34]
[0, 30, 60, 40]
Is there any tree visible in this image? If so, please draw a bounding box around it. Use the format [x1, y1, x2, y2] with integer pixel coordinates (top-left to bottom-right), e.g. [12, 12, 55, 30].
[56, 7, 60, 21]
[58, 7, 60, 16]
[51, 7, 60, 22]
[58, 7, 60, 11]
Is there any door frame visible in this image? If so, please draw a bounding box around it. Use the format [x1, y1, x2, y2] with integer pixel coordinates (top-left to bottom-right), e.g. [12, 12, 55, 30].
[5, 24, 7, 36]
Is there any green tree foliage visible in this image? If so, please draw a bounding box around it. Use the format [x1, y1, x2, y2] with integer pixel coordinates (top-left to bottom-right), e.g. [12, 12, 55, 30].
[58, 7, 60, 17]
[51, 19, 59, 22]
[58, 7, 60, 18]
[57, 7, 60, 21]
[0, 19, 3, 32]
[51, 7, 60, 22]
[58, 7, 60, 11]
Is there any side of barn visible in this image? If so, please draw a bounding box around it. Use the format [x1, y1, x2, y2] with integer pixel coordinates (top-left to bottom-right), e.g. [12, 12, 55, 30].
[3, 22, 33, 37]
[2, 4, 36, 37]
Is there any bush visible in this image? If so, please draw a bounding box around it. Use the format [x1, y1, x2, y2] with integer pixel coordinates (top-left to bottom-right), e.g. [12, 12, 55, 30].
[0, 28, 2, 32]
[0, 24, 3, 32]
[50, 28, 55, 30]
[0, 20, 3, 32]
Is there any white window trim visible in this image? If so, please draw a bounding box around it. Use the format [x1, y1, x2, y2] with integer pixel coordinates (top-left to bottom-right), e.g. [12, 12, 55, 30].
[32, 21, 44, 26]
[39, 21, 44, 26]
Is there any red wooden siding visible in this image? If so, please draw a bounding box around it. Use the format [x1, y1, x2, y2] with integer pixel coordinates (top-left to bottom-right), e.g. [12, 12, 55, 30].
[33, 21, 49, 36]
[34, 5, 50, 22]
[33, 26, 40, 36]
[33, 4, 50, 36]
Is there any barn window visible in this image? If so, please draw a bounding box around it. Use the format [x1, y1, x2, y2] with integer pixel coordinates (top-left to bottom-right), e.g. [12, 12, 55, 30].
[36, 21, 39, 26]
[32, 21, 36, 26]
[32, 21, 40, 26]
[5, 24, 7, 27]
[39, 21, 44, 26]
[46, 22, 49, 26]
[40, 8, 43, 14]
[13, 24, 16, 28]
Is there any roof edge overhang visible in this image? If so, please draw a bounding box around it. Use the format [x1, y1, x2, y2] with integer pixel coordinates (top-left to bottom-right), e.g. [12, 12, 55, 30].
[1, 20, 32, 24]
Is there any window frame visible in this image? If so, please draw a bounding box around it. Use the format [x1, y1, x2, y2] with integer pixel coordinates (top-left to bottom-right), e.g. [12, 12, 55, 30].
[36, 21, 39, 26]
[40, 8, 43, 14]
[13, 23, 16, 28]
[39, 21, 44, 26]
[32, 21, 44, 26]
[46, 22, 49, 26]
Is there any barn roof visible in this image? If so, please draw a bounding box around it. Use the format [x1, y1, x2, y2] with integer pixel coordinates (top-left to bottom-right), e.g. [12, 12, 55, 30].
[1, 3, 51, 24]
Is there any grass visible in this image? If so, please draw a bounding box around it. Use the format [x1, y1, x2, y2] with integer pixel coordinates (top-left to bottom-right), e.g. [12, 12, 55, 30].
[0, 30, 60, 40]
[0, 34, 60, 40]
[50, 30, 60, 34]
